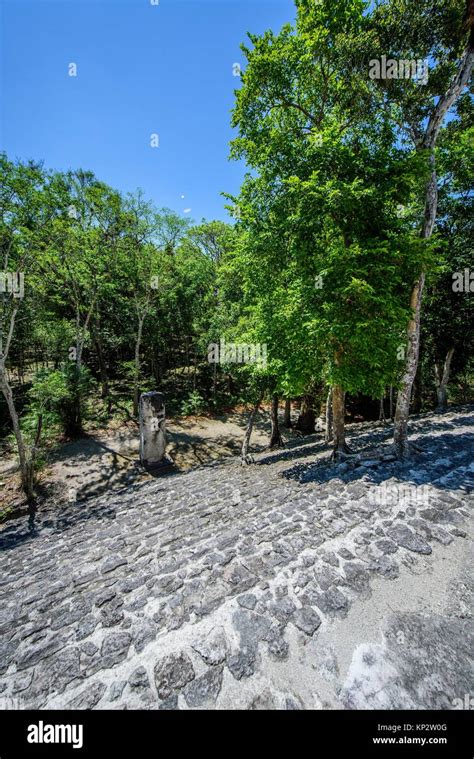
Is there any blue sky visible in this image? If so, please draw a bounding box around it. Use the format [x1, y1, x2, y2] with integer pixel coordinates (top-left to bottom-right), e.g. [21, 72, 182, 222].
[1, 0, 295, 222]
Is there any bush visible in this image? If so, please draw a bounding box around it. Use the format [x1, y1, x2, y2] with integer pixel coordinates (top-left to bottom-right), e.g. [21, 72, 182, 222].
[27, 364, 94, 438]
[180, 390, 206, 416]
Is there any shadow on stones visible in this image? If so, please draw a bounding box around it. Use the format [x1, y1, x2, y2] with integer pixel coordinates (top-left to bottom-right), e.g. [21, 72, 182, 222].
[280, 439, 473, 495]
[0, 497, 120, 552]
[257, 409, 473, 497]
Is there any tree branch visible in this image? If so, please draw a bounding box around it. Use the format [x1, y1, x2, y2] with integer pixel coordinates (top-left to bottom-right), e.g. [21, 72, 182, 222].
[423, 41, 474, 149]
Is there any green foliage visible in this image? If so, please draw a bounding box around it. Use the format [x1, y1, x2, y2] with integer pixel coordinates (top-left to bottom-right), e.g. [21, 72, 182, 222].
[180, 390, 206, 417]
[0, 0, 471, 470]
[27, 365, 94, 438]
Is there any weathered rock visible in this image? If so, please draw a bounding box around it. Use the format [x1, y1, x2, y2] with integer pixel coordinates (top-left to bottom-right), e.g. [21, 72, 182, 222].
[387, 524, 432, 555]
[120, 576, 145, 594]
[67, 681, 106, 709]
[101, 555, 128, 574]
[0, 639, 16, 675]
[191, 627, 227, 665]
[269, 596, 296, 624]
[313, 565, 344, 590]
[153, 653, 195, 699]
[420, 506, 445, 521]
[75, 615, 98, 642]
[15, 634, 68, 671]
[128, 666, 149, 690]
[367, 555, 400, 579]
[12, 670, 34, 693]
[293, 607, 321, 636]
[343, 562, 370, 590]
[108, 680, 127, 702]
[0, 407, 471, 711]
[227, 646, 256, 680]
[309, 642, 340, 681]
[429, 526, 454, 545]
[321, 552, 340, 568]
[50, 604, 84, 631]
[159, 695, 178, 710]
[249, 688, 278, 710]
[100, 598, 124, 628]
[94, 588, 117, 607]
[375, 539, 398, 555]
[285, 694, 304, 710]
[80, 642, 98, 657]
[237, 593, 258, 610]
[183, 666, 223, 707]
[312, 587, 350, 616]
[139, 391, 166, 468]
[338, 547, 355, 560]
[50, 647, 81, 692]
[133, 618, 157, 653]
[267, 635, 290, 660]
[223, 562, 256, 593]
[100, 632, 132, 668]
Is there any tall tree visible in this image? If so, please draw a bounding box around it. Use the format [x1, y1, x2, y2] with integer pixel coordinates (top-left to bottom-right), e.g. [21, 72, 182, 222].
[230, 0, 428, 457]
[359, 0, 474, 454]
[423, 104, 473, 409]
[0, 155, 48, 498]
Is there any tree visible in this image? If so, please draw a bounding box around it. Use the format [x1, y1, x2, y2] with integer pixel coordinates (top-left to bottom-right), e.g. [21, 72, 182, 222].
[0, 155, 48, 498]
[34, 170, 123, 435]
[422, 103, 473, 410]
[230, 0, 428, 458]
[358, 0, 473, 453]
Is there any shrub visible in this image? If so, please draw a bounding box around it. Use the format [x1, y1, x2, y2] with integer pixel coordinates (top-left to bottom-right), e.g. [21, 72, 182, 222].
[180, 390, 206, 416]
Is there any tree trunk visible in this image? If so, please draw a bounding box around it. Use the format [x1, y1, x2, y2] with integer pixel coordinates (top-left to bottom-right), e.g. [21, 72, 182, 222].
[64, 302, 94, 438]
[332, 384, 351, 459]
[193, 347, 197, 391]
[93, 330, 109, 400]
[152, 351, 162, 386]
[18, 348, 25, 385]
[325, 387, 333, 443]
[435, 347, 455, 412]
[269, 394, 284, 448]
[393, 163, 432, 457]
[65, 364, 83, 438]
[0, 367, 35, 500]
[394, 153, 435, 457]
[133, 315, 145, 418]
[393, 40, 473, 456]
[412, 359, 423, 414]
[283, 398, 292, 428]
[185, 335, 189, 369]
[295, 394, 316, 434]
[241, 391, 263, 464]
[0, 301, 35, 499]
[389, 385, 394, 421]
[379, 394, 386, 423]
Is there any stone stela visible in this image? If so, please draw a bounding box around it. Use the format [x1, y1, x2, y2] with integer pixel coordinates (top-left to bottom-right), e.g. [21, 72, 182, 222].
[139, 392, 167, 469]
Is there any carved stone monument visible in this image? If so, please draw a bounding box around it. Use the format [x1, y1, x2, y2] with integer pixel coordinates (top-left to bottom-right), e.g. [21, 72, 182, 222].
[139, 392, 167, 469]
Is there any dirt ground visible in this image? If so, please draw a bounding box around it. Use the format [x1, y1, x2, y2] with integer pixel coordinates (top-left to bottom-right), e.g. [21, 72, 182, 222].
[0, 408, 304, 520]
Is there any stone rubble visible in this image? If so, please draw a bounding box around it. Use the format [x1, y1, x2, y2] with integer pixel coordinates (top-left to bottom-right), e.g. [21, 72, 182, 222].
[0, 408, 472, 709]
